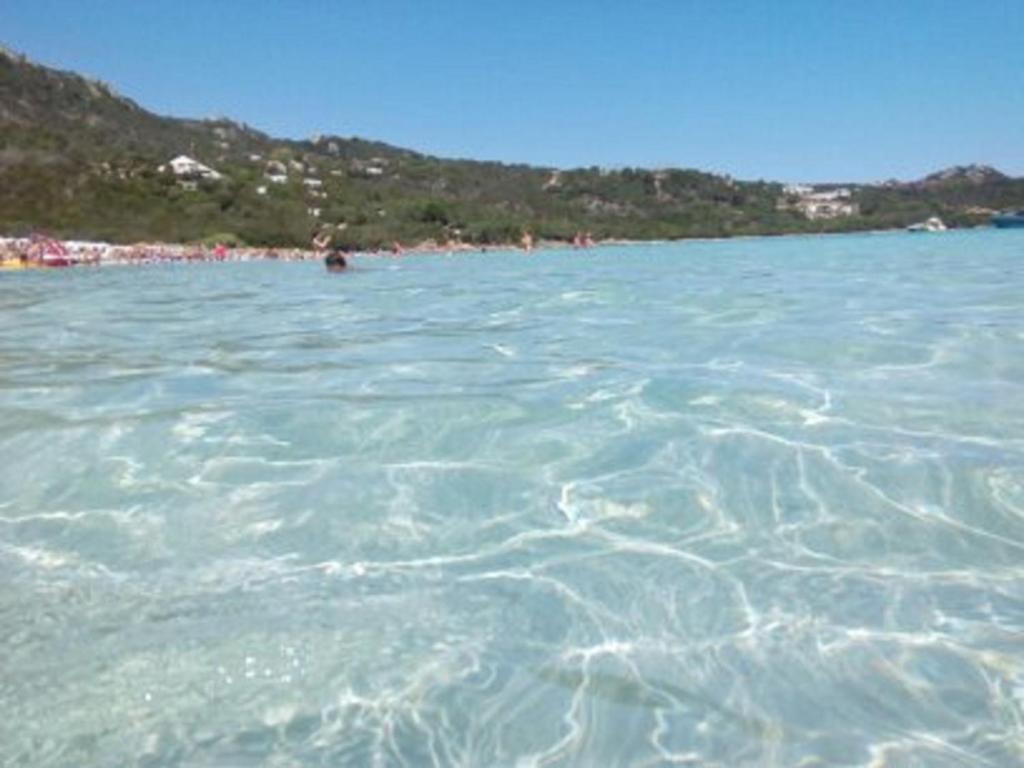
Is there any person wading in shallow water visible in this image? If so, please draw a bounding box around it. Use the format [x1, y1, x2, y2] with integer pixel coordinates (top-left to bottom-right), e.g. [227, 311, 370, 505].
[324, 252, 347, 272]
[313, 227, 348, 272]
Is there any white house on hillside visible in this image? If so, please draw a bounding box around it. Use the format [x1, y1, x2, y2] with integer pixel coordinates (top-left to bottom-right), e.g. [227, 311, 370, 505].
[778, 184, 857, 220]
[160, 155, 222, 181]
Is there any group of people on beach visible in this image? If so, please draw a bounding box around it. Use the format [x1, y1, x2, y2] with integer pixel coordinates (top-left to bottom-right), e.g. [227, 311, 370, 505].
[0, 235, 321, 269]
[1, 226, 602, 273]
[0, 235, 81, 268]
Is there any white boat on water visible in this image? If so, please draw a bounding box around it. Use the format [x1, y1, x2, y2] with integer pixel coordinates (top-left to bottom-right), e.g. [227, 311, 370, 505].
[907, 216, 947, 233]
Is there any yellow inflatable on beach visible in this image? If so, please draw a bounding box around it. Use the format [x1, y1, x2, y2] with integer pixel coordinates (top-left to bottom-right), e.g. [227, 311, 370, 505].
[0, 259, 41, 270]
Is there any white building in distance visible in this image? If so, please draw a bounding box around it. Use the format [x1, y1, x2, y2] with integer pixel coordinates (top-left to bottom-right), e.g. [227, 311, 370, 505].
[779, 185, 857, 220]
[783, 183, 813, 196]
[798, 198, 858, 219]
[160, 155, 222, 181]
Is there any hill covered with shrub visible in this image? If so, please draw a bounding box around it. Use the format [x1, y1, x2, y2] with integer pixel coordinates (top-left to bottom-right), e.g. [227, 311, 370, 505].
[2, 47, 1022, 249]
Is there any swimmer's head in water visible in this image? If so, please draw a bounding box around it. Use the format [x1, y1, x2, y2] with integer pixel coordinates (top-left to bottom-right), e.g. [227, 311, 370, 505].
[325, 252, 347, 272]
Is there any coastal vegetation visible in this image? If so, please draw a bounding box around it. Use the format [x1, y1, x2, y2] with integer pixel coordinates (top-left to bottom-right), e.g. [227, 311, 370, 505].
[2, 47, 1023, 250]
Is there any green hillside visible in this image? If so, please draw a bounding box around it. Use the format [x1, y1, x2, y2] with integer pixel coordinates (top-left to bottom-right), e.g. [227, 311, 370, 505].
[2, 46, 1022, 249]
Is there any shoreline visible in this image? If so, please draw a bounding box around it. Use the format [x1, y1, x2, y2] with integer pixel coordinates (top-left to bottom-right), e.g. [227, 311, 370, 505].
[0, 224, 997, 269]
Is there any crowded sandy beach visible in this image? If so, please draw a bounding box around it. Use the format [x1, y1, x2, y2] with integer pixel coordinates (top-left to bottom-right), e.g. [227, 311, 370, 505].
[0, 234, 328, 269]
[0, 230, 598, 270]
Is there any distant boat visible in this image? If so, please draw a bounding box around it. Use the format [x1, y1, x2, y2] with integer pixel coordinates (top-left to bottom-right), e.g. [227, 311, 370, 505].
[992, 210, 1024, 228]
[907, 216, 947, 233]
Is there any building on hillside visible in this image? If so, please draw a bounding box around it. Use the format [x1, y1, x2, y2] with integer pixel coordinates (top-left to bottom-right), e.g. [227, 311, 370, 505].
[779, 185, 857, 220]
[543, 171, 562, 190]
[796, 196, 858, 220]
[160, 155, 222, 181]
[263, 161, 289, 185]
[814, 188, 852, 200]
[350, 158, 386, 177]
[783, 183, 813, 197]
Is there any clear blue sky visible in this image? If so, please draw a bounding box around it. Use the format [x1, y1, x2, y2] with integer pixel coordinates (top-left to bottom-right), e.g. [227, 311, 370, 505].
[2, 0, 1022, 182]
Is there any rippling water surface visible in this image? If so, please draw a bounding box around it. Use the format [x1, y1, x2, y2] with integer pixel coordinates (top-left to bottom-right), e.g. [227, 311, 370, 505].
[2, 231, 1024, 766]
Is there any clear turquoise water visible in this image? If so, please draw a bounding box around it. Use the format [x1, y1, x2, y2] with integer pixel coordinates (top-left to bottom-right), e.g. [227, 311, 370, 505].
[2, 230, 1024, 767]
